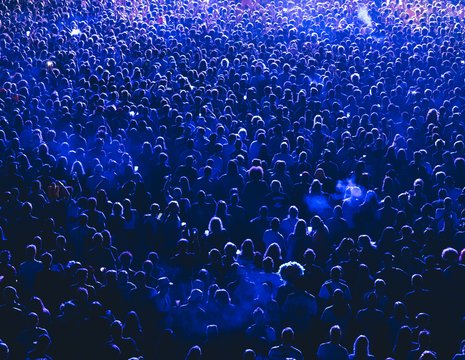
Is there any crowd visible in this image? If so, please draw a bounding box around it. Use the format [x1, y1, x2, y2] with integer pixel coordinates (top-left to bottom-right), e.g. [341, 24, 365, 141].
[0, 0, 465, 358]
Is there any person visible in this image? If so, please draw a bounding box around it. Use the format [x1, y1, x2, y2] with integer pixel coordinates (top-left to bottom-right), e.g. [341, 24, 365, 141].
[280, 206, 300, 241]
[0, 286, 25, 345]
[356, 292, 388, 357]
[268, 327, 304, 360]
[106, 320, 139, 359]
[286, 219, 311, 263]
[246, 307, 277, 350]
[18, 245, 43, 298]
[393, 326, 417, 360]
[317, 325, 350, 360]
[409, 331, 436, 360]
[0, 342, 9, 360]
[349, 335, 375, 360]
[318, 266, 352, 303]
[185, 345, 202, 360]
[453, 340, 465, 360]
[26, 333, 53, 360]
[282, 277, 317, 335]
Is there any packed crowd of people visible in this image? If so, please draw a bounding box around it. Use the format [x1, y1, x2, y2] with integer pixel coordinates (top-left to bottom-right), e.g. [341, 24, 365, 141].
[1, 0, 465, 358]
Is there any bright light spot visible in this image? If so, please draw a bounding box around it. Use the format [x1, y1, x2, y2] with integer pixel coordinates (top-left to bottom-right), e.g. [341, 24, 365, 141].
[47, 61, 54, 68]
[26, 31, 30, 36]
[351, 186, 363, 198]
[129, 111, 135, 117]
[358, 6, 372, 27]
[71, 28, 82, 36]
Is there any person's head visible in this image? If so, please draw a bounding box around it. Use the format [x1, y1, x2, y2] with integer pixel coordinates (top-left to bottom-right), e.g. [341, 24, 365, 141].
[270, 180, 282, 193]
[3, 286, 18, 305]
[262, 256, 275, 273]
[264, 243, 282, 262]
[396, 326, 413, 346]
[206, 324, 218, 341]
[249, 166, 264, 181]
[278, 261, 304, 283]
[0, 341, 9, 360]
[281, 327, 294, 345]
[329, 325, 342, 343]
[332, 288, 345, 306]
[374, 277, 386, 293]
[208, 217, 223, 233]
[124, 311, 141, 331]
[299, 247, 314, 265]
[92, 232, 103, 247]
[333, 205, 343, 218]
[25, 244, 37, 260]
[142, 260, 154, 275]
[113, 202, 123, 216]
[119, 251, 133, 267]
[288, 205, 299, 218]
[41, 252, 53, 269]
[188, 288, 203, 305]
[167, 200, 180, 215]
[133, 271, 146, 288]
[214, 289, 230, 306]
[393, 301, 407, 318]
[418, 330, 431, 348]
[156, 277, 173, 294]
[148, 252, 159, 266]
[411, 274, 423, 290]
[104, 269, 117, 286]
[293, 219, 307, 236]
[243, 349, 256, 360]
[35, 334, 51, 353]
[415, 313, 431, 329]
[177, 239, 189, 254]
[185, 345, 202, 360]
[224, 242, 237, 257]
[78, 213, 88, 226]
[442, 247, 459, 265]
[88, 197, 97, 210]
[419, 350, 437, 360]
[75, 268, 88, 283]
[330, 266, 342, 281]
[270, 217, 280, 231]
[259, 206, 268, 218]
[111, 320, 123, 339]
[353, 335, 370, 356]
[240, 239, 254, 257]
